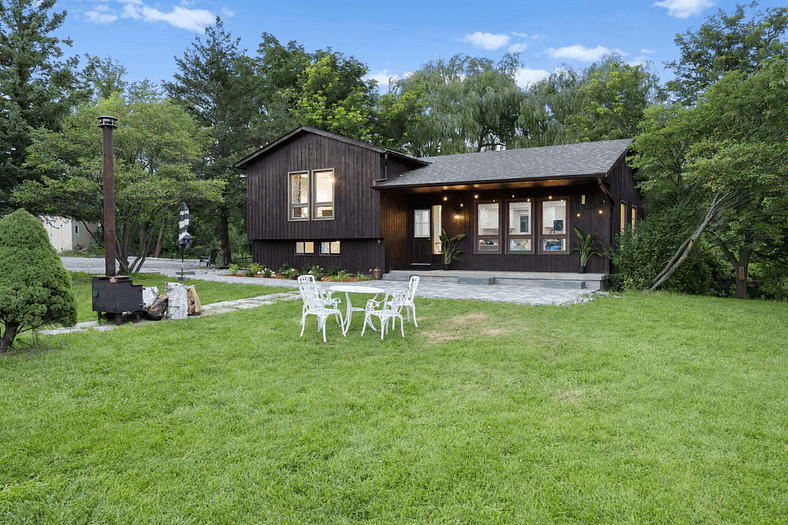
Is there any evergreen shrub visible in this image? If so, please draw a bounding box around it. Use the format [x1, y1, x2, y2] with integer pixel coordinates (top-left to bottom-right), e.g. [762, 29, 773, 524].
[0, 209, 77, 352]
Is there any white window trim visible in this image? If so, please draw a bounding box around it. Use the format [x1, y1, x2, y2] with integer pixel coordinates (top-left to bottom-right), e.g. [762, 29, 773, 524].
[538, 197, 569, 255]
[506, 199, 534, 254]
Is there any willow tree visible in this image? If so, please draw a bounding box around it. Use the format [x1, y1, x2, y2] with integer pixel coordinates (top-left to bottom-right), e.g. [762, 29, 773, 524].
[17, 91, 223, 274]
[391, 54, 524, 156]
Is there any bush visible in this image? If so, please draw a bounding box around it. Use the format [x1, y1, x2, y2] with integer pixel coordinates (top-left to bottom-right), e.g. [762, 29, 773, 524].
[330, 269, 350, 282]
[0, 210, 77, 352]
[327, 265, 339, 277]
[301, 264, 324, 281]
[246, 263, 261, 277]
[228, 263, 239, 275]
[609, 206, 728, 295]
[262, 267, 273, 278]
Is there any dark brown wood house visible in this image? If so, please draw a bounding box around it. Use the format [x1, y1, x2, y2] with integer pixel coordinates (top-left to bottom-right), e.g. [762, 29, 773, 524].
[233, 126, 642, 275]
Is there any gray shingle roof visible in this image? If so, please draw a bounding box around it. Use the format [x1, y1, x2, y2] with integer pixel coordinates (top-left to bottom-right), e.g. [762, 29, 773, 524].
[375, 139, 633, 189]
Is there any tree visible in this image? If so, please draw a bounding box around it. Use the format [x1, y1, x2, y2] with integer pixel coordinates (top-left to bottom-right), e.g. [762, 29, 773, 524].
[0, 0, 85, 213]
[665, 1, 788, 105]
[391, 54, 525, 156]
[287, 52, 378, 142]
[566, 57, 663, 142]
[165, 18, 260, 267]
[515, 67, 588, 148]
[630, 60, 788, 298]
[16, 91, 224, 274]
[0, 209, 77, 352]
[81, 55, 129, 101]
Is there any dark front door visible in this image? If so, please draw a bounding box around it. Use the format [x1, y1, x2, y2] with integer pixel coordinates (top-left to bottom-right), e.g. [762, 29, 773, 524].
[412, 209, 431, 264]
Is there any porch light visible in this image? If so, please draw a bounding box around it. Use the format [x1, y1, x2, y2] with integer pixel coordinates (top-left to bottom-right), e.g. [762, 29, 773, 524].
[577, 213, 581, 217]
[460, 203, 464, 207]
[474, 194, 478, 199]
[454, 214, 460, 220]
[443, 196, 448, 201]
[548, 195, 553, 200]
[598, 210, 603, 214]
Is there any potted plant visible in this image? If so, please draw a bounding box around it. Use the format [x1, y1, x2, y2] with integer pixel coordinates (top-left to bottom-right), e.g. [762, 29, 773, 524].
[570, 226, 603, 273]
[440, 229, 467, 270]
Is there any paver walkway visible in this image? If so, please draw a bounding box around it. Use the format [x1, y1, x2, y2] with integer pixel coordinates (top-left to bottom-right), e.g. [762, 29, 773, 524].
[51, 256, 607, 335]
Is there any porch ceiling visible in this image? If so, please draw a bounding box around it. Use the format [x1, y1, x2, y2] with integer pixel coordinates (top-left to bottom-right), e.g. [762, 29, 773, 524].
[375, 176, 601, 194]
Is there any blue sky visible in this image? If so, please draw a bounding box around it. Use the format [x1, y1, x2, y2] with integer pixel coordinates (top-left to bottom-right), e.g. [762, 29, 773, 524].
[54, 0, 785, 92]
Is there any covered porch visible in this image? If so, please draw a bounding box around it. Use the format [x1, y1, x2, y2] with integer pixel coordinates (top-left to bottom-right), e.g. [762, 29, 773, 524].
[382, 269, 604, 291]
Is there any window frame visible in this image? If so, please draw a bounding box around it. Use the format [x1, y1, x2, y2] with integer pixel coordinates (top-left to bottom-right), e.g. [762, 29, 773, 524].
[538, 197, 569, 255]
[288, 171, 310, 222]
[631, 205, 637, 229]
[312, 168, 335, 221]
[506, 199, 534, 254]
[474, 201, 502, 254]
[620, 200, 627, 233]
[295, 241, 315, 255]
[320, 241, 341, 255]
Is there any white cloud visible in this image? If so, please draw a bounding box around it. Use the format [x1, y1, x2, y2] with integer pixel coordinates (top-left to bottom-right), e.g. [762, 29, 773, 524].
[461, 32, 511, 51]
[86, 5, 118, 24]
[546, 45, 619, 63]
[508, 42, 529, 53]
[654, 0, 715, 19]
[512, 31, 529, 38]
[365, 70, 402, 91]
[515, 68, 550, 89]
[640, 48, 656, 54]
[121, 1, 216, 32]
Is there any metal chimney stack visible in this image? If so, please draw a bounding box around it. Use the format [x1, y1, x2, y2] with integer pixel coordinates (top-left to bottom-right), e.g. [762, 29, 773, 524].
[98, 115, 117, 277]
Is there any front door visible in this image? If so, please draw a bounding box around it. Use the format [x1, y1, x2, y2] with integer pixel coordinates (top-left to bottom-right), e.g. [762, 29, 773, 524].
[412, 209, 431, 264]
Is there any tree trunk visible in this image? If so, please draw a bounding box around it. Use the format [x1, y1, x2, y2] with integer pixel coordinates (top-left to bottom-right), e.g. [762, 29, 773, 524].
[0, 323, 19, 353]
[220, 205, 231, 268]
[153, 216, 167, 258]
[718, 242, 751, 300]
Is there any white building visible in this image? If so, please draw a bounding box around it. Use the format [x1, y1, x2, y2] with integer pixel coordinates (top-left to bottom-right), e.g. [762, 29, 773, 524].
[40, 216, 97, 253]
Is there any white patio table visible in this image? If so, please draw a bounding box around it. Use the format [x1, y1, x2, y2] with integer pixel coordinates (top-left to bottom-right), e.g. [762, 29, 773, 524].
[329, 284, 386, 335]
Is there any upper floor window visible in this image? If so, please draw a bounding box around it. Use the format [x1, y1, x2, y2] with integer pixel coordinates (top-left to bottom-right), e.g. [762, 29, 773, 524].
[289, 172, 309, 220]
[314, 170, 334, 220]
[289, 169, 335, 221]
[620, 201, 627, 233]
[540, 198, 568, 253]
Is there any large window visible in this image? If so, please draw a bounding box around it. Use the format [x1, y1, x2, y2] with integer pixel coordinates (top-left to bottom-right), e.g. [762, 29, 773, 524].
[540, 199, 568, 253]
[507, 201, 532, 253]
[314, 170, 334, 219]
[320, 241, 341, 255]
[288, 169, 335, 221]
[476, 202, 500, 253]
[289, 172, 309, 220]
[295, 241, 315, 254]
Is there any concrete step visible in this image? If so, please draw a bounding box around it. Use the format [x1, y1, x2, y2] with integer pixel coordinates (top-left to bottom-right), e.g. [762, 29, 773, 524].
[383, 270, 603, 290]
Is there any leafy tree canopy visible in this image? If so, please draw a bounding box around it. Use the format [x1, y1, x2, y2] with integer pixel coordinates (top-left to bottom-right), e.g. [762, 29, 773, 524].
[665, 1, 788, 105]
[0, 0, 86, 213]
[16, 90, 223, 274]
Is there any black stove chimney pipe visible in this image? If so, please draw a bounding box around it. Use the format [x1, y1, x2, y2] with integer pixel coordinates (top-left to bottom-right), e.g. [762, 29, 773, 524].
[98, 116, 117, 277]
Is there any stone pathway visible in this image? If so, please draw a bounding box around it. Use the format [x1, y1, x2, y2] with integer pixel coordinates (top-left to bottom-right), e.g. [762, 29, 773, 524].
[51, 256, 608, 335]
[40, 292, 300, 336]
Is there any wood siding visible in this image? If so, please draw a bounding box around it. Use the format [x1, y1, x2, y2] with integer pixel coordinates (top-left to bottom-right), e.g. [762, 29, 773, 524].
[246, 133, 385, 240]
[253, 239, 385, 275]
[380, 184, 613, 273]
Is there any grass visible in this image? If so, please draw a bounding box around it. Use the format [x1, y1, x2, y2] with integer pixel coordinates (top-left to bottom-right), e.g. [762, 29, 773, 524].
[1, 291, 787, 523]
[69, 272, 291, 323]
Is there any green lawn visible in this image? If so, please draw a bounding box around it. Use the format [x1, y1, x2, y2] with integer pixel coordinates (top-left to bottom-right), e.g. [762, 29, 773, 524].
[1, 291, 787, 524]
[69, 272, 291, 323]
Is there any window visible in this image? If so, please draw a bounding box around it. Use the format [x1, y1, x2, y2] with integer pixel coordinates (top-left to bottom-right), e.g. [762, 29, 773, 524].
[540, 199, 568, 253]
[313, 169, 334, 219]
[289, 172, 309, 220]
[620, 201, 627, 233]
[74, 224, 80, 234]
[631, 205, 637, 229]
[414, 209, 430, 238]
[507, 201, 533, 253]
[295, 241, 315, 254]
[476, 202, 500, 253]
[432, 205, 442, 255]
[289, 169, 335, 221]
[320, 241, 340, 254]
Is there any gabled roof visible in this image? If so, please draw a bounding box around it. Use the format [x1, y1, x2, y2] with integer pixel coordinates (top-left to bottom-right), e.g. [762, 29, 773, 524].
[374, 138, 633, 189]
[233, 126, 428, 171]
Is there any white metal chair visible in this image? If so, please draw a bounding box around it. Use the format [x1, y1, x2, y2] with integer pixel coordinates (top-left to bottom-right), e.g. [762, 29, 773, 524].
[361, 287, 407, 340]
[401, 275, 419, 326]
[297, 276, 344, 342]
